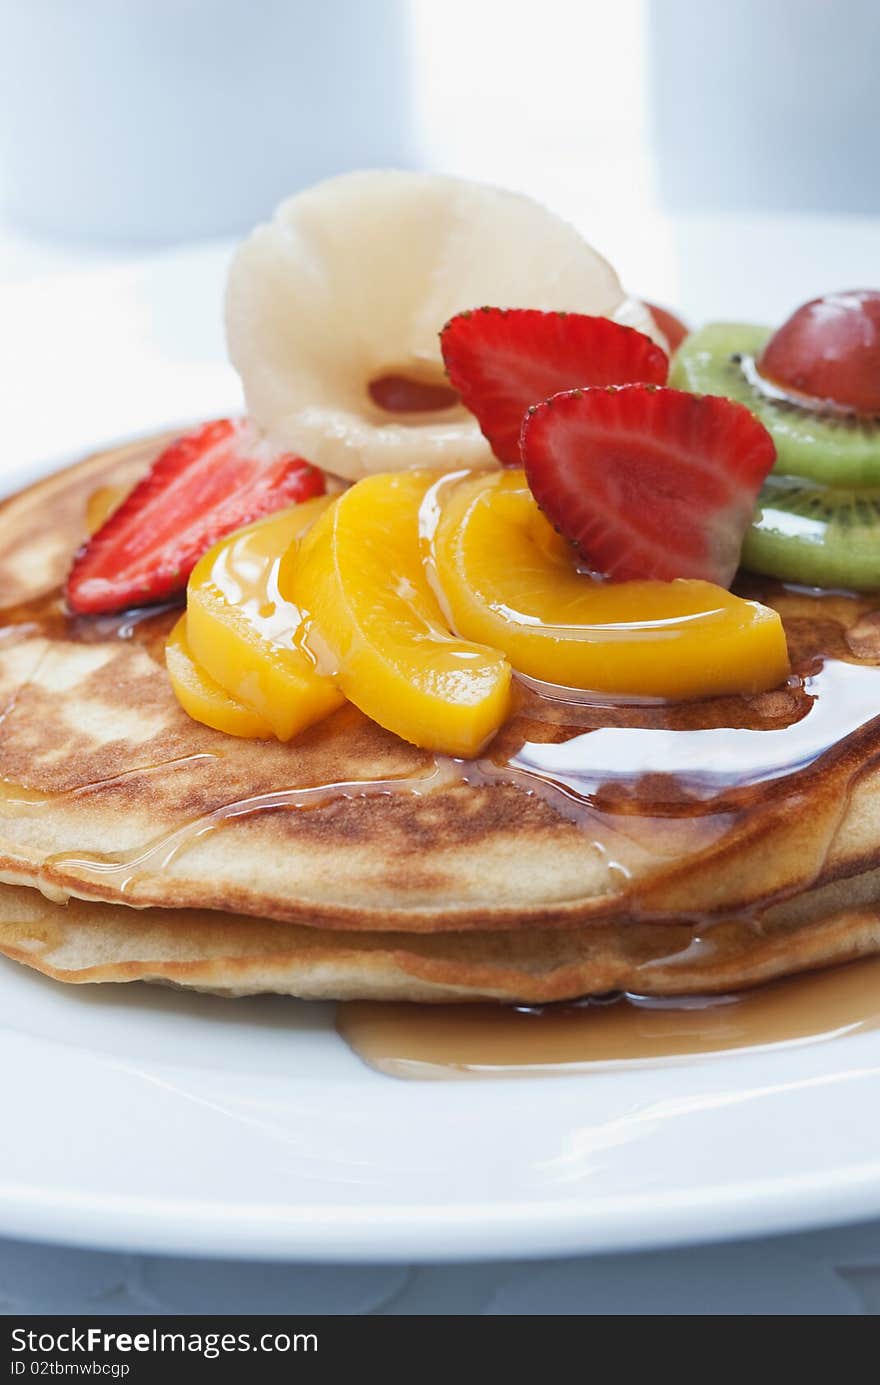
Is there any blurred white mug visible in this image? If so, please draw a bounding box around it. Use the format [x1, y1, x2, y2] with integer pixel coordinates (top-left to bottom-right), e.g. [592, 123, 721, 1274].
[0, 0, 413, 243]
[649, 0, 880, 215]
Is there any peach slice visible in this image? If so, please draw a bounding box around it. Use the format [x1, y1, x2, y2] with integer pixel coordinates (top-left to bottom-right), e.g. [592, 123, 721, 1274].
[86, 484, 129, 535]
[184, 497, 344, 741]
[166, 616, 273, 739]
[287, 472, 511, 756]
[429, 470, 790, 699]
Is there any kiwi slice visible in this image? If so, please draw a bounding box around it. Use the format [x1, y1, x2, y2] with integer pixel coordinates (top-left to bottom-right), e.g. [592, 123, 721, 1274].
[741, 477, 880, 590]
[670, 323, 880, 487]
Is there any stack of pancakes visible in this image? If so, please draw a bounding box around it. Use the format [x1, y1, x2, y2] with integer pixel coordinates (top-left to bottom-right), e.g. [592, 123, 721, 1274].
[1, 440, 880, 1004]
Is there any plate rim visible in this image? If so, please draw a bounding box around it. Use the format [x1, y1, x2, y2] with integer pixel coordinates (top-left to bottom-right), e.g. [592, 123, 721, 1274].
[1, 1152, 880, 1263]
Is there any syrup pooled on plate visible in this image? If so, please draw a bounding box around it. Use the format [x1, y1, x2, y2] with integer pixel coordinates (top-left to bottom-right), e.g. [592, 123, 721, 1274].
[338, 957, 880, 1079]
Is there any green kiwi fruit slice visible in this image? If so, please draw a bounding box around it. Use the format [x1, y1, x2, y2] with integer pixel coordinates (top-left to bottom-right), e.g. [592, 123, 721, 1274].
[670, 323, 880, 486]
[741, 477, 880, 590]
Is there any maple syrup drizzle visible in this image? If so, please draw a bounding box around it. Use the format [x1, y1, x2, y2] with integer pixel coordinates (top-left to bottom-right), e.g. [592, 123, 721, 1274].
[0, 754, 220, 812]
[4, 578, 880, 908]
[42, 763, 460, 892]
[511, 658, 880, 798]
[0, 588, 181, 663]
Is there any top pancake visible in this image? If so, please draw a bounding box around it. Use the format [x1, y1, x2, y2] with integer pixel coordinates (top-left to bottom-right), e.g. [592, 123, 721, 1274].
[1, 436, 880, 932]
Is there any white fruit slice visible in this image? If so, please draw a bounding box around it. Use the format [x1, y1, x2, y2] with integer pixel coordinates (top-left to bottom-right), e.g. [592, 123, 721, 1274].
[614, 295, 669, 343]
[226, 170, 659, 481]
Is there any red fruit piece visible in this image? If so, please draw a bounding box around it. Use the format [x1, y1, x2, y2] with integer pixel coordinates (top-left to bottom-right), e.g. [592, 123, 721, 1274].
[645, 301, 689, 353]
[521, 384, 776, 587]
[66, 419, 324, 614]
[757, 289, 880, 414]
[368, 373, 460, 413]
[440, 307, 668, 465]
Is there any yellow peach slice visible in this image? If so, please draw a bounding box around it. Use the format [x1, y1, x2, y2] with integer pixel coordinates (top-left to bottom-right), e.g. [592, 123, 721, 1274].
[428, 470, 790, 699]
[166, 616, 273, 738]
[185, 497, 344, 741]
[86, 484, 129, 535]
[288, 472, 511, 756]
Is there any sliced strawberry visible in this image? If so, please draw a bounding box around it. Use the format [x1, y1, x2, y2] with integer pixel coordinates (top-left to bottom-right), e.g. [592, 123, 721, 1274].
[645, 301, 689, 353]
[440, 307, 668, 464]
[521, 384, 777, 587]
[66, 419, 324, 614]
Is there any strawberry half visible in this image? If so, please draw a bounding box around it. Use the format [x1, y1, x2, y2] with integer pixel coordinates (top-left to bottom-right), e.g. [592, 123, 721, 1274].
[66, 419, 324, 614]
[520, 384, 777, 587]
[440, 307, 668, 464]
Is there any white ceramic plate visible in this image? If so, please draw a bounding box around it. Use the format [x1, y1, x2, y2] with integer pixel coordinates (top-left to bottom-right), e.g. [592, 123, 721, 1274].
[4, 963, 880, 1261]
[3, 225, 880, 1263]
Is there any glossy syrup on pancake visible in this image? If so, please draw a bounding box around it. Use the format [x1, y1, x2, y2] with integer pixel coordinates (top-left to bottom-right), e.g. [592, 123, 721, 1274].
[5, 437, 880, 1038]
[4, 574, 879, 895]
[0, 439, 872, 934]
[10, 631, 880, 916]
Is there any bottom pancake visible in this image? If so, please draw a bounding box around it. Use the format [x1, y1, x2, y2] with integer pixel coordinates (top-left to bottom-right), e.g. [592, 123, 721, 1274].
[1, 872, 880, 1003]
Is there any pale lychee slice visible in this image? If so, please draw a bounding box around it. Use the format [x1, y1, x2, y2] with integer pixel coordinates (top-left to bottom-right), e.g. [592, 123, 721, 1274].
[225, 170, 660, 481]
